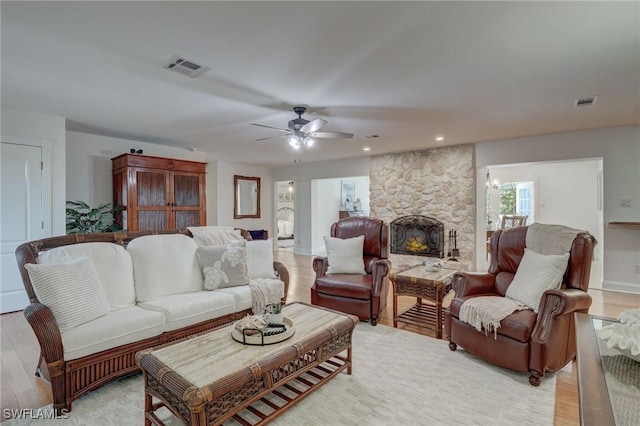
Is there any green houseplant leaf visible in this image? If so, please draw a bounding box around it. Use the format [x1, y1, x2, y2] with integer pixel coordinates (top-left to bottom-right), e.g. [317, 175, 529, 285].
[66, 201, 122, 234]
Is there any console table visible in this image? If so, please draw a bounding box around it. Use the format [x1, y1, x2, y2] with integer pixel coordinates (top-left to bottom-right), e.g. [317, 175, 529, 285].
[575, 313, 640, 426]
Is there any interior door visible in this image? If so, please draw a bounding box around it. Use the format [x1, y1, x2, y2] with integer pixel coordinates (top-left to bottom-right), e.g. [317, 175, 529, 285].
[1, 142, 44, 313]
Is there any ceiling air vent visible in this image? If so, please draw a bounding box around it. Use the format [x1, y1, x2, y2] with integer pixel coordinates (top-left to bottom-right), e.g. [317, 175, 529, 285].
[574, 96, 598, 107]
[162, 55, 210, 78]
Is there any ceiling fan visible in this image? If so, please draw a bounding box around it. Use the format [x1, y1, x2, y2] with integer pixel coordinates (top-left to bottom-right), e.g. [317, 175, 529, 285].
[250, 106, 354, 149]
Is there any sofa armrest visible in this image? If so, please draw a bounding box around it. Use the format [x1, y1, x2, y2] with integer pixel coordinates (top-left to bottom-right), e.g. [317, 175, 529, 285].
[273, 261, 290, 303]
[312, 256, 328, 278]
[451, 272, 496, 297]
[371, 259, 391, 296]
[23, 303, 65, 374]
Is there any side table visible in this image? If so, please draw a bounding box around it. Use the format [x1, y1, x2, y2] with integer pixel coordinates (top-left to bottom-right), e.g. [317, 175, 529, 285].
[389, 266, 456, 338]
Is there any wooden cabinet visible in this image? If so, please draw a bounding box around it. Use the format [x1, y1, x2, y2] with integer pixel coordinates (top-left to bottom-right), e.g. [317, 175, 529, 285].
[112, 154, 207, 231]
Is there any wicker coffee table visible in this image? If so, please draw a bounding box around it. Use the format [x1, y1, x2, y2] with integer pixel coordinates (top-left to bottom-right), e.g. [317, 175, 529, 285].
[136, 302, 358, 425]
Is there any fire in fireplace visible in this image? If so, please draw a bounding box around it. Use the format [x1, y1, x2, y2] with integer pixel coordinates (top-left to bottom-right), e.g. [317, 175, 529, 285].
[390, 215, 444, 258]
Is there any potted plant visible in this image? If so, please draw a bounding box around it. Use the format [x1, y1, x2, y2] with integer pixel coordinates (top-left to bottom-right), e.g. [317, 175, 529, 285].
[66, 200, 122, 234]
[264, 302, 283, 325]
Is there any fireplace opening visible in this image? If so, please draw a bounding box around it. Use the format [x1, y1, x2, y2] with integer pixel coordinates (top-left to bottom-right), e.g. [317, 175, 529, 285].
[390, 215, 444, 258]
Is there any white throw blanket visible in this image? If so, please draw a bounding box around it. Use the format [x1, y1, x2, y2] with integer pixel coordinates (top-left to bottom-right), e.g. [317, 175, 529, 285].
[187, 226, 243, 247]
[459, 296, 529, 338]
[249, 278, 284, 315]
[525, 223, 585, 255]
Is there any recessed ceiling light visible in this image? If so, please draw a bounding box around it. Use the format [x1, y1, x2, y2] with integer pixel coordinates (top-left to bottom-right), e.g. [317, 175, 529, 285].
[363, 147, 371, 152]
[435, 136, 445, 142]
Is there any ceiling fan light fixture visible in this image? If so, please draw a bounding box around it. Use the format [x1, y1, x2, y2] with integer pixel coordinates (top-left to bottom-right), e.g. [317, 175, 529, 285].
[288, 136, 301, 149]
[303, 137, 314, 148]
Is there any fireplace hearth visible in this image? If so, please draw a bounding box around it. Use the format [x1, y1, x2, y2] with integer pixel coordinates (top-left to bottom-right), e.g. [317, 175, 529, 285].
[390, 215, 444, 258]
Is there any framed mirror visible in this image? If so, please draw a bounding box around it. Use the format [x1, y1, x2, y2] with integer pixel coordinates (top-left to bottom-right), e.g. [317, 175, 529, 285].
[234, 175, 261, 219]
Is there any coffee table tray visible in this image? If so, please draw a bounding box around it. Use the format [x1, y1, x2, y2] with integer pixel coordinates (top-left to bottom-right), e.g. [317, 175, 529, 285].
[231, 317, 295, 345]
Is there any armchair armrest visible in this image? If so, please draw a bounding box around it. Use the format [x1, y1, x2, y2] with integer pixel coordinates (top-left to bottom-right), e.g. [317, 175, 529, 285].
[451, 272, 496, 297]
[23, 302, 65, 375]
[529, 288, 593, 374]
[272, 261, 290, 303]
[371, 259, 391, 296]
[312, 256, 328, 278]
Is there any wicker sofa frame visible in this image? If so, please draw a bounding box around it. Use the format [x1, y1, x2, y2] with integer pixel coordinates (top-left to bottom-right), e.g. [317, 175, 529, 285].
[14, 228, 289, 413]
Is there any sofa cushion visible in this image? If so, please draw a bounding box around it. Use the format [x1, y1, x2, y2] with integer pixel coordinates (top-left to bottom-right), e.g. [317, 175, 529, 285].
[187, 226, 243, 247]
[505, 248, 570, 311]
[215, 285, 254, 312]
[62, 305, 166, 361]
[126, 234, 203, 302]
[137, 291, 236, 332]
[246, 239, 278, 279]
[197, 242, 250, 290]
[324, 235, 366, 275]
[25, 258, 111, 333]
[37, 242, 135, 310]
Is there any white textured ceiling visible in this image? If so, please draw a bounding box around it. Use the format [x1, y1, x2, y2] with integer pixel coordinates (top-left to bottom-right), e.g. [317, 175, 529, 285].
[1, 1, 638, 167]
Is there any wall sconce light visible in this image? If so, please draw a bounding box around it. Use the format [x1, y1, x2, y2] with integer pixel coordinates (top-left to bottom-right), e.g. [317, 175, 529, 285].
[288, 181, 294, 192]
[486, 171, 500, 190]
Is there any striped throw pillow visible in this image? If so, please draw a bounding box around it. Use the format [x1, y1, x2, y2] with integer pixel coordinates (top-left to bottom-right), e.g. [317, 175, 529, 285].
[25, 257, 110, 333]
[505, 248, 570, 312]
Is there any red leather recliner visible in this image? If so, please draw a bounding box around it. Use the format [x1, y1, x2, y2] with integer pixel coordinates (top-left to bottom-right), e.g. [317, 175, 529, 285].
[311, 217, 391, 325]
[444, 226, 596, 385]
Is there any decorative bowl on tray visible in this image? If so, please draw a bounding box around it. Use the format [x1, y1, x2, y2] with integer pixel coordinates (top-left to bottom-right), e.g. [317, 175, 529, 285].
[231, 316, 295, 346]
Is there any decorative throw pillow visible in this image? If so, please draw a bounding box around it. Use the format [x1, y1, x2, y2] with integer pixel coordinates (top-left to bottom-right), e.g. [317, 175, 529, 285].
[24, 257, 110, 333]
[198, 241, 250, 290]
[505, 248, 570, 312]
[246, 239, 278, 280]
[324, 235, 366, 275]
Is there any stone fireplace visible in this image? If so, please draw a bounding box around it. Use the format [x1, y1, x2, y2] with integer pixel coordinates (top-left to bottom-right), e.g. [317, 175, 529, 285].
[369, 144, 475, 267]
[390, 215, 444, 258]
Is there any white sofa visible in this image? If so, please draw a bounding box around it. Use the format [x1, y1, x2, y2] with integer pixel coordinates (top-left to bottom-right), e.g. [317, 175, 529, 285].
[15, 228, 289, 413]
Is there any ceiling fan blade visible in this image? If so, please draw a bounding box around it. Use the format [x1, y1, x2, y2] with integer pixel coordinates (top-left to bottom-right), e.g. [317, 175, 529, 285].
[250, 123, 291, 133]
[256, 134, 287, 142]
[309, 131, 354, 139]
[300, 118, 327, 134]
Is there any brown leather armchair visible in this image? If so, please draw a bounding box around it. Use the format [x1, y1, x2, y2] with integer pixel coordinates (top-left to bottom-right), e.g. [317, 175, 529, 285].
[444, 226, 596, 385]
[311, 217, 391, 325]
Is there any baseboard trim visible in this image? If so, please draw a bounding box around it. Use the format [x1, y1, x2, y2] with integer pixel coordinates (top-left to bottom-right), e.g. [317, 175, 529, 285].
[602, 280, 640, 294]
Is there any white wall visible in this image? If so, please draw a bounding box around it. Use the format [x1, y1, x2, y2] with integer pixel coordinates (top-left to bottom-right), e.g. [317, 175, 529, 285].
[65, 131, 220, 225]
[215, 161, 273, 235]
[311, 176, 370, 254]
[273, 157, 370, 254]
[1, 107, 66, 235]
[476, 125, 640, 293]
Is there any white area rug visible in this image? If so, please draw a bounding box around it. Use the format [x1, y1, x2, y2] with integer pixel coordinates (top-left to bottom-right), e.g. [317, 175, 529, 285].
[7, 325, 555, 425]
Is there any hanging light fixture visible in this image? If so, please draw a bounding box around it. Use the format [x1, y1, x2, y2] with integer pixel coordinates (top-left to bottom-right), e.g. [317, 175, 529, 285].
[486, 171, 500, 190]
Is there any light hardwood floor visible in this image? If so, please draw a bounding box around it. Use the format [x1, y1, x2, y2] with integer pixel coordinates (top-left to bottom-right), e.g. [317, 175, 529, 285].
[1, 250, 638, 425]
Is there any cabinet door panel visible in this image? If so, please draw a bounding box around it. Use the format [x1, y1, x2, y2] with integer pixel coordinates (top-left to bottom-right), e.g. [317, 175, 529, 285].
[175, 211, 200, 229]
[137, 211, 168, 231]
[137, 171, 168, 206]
[173, 174, 201, 207]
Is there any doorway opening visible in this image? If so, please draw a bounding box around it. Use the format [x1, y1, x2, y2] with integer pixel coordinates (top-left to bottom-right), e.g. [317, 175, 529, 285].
[275, 180, 295, 252]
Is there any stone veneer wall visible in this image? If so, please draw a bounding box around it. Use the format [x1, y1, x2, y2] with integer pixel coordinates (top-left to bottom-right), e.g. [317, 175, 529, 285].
[369, 144, 476, 268]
